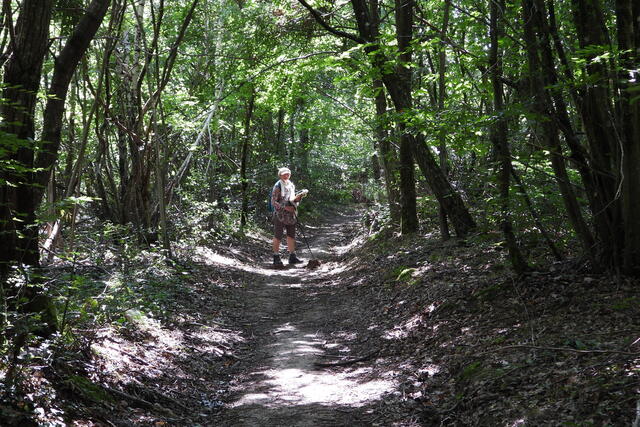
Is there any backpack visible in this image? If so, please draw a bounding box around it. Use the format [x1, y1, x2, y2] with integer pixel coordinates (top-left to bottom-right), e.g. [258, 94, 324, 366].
[267, 181, 281, 213]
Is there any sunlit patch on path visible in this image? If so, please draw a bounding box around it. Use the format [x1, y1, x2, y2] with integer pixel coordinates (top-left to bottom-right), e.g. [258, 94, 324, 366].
[233, 320, 394, 408]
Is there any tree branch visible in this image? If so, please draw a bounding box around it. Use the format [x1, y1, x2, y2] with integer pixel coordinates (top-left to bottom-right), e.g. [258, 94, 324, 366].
[34, 0, 110, 201]
[1, 0, 17, 64]
[297, 0, 365, 43]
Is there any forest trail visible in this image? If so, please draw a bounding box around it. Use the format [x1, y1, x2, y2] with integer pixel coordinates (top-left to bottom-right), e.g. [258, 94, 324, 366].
[208, 211, 395, 426]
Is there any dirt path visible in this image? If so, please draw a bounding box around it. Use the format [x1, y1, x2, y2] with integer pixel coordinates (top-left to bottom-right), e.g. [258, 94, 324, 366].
[209, 211, 395, 426]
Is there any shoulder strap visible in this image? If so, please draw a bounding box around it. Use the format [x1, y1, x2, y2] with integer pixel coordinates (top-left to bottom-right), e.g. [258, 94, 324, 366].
[273, 181, 281, 198]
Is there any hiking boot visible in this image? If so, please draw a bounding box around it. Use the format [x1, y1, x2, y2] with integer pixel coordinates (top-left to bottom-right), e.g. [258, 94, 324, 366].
[273, 255, 284, 268]
[288, 253, 304, 265]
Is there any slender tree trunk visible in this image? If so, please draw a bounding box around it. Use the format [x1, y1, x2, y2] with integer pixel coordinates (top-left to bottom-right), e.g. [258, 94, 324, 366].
[533, 0, 633, 265]
[92, 120, 115, 220]
[413, 135, 476, 236]
[437, 0, 452, 240]
[103, 0, 197, 233]
[391, 0, 418, 233]
[384, 0, 474, 236]
[490, 0, 528, 273]
[240, 88, 255, 229]
[276, 107, 285, 159]
[510, 166, 563, 260]
[533, 0, 593, 188]
[301, 0, 475, 235]
[62, 80, 79, 190]
[370, 1, 400, 223]
[154, 131, 171, 254]
[522, 0, 597, 265]
[373, 80, 401, 224]
[288, 105, 296, 165]
[262, 110, 277, 159]
[547, 0, 581, 106]
[544, 0, 621, 268]
[298, 127, 310, 181]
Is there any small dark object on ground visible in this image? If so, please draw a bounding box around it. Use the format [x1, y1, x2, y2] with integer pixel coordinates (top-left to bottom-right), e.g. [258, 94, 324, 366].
[306, 259, 321, 269]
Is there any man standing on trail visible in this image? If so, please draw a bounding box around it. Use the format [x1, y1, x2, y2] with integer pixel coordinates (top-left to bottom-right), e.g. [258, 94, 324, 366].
[271, 167, 305, 267]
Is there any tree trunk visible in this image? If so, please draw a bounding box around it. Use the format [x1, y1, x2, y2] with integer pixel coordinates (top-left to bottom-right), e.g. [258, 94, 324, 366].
[522, 0, 597, 265]
[413, 135, 476, 236]
[381, 0, 474, 236]
[369, 1, 400, 223]
[240, 88, 255, 229]
[373, 80, 401, 224]
[154, 131, 171, 255]
[35, 0, 111, 202]
[389, 0, 418, 233]
[510, 165, 563, 260]
[276, 107, 285, 158]
[0, 0, 54, 270]
[539, 0, 623, 269]
[570, 0, 623, 268]
[301, 0, 475, 235]
[298, 127, 310, 181]
[0, 0, 57, 336]
[490, 0, 528, 273]
[437, 0, 452, 240]
[615, 0, 640, 274]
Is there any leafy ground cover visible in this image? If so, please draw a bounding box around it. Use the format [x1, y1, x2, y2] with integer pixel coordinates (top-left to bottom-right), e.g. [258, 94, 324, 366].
[1, 208, 638, 426]
[334, 223, 640, 425]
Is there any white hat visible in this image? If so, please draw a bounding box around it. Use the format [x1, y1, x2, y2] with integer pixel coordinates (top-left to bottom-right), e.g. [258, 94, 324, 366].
[278, 167, 291, 177]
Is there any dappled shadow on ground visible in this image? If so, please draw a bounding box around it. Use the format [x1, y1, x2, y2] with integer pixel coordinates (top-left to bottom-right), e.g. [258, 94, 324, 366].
[224, 308, 394, 417]
[224, 317, 395, 425]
